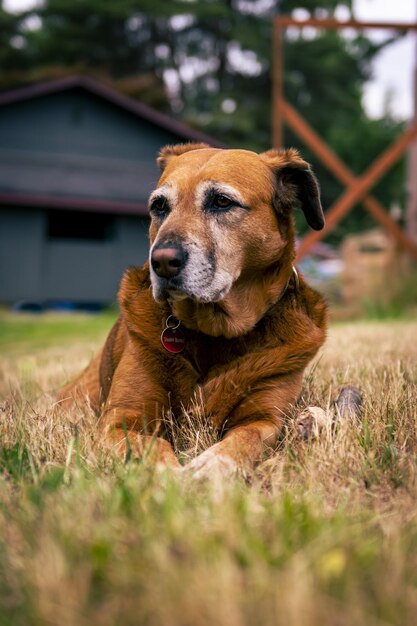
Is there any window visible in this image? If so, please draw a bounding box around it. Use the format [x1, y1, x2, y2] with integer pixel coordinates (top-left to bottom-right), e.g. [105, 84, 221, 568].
[46, 209, 115, 241]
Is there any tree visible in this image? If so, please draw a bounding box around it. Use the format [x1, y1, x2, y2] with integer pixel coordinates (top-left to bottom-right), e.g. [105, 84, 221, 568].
[0, 0, 406, 242]
[0, 1, 33, 88]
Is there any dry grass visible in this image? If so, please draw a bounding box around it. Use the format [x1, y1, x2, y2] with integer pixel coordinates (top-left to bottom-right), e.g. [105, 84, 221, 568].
[0, 314, 417, 626]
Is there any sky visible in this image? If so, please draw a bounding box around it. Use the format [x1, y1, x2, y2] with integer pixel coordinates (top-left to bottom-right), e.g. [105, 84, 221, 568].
[4, 0, 417, 120]
[353, 0, 417, 119]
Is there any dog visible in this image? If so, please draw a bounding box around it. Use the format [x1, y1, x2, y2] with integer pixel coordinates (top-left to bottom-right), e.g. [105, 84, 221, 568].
[59, 143, 327, 479]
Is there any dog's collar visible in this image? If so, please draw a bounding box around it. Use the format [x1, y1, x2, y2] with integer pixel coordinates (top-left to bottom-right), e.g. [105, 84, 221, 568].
[280, 266, 299, 301]
[161, 315, 186, 353]
[258, 265, 298, 325]
[289, 266, 299, 293]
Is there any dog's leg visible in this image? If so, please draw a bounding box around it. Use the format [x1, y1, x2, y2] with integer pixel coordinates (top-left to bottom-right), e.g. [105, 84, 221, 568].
[185, 310, 325, 481]
[99, 403, 181, 468]
[184, 316, 325, 480]
[102, 414, 180, 468]
[98, 347, 180, 468]
[184, 419, 278, 480]
[204, 328, 324, 429]
[185, 372, 304, 480]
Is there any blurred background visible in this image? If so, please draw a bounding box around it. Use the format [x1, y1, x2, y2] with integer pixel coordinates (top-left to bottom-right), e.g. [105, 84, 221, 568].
[0, 0, 416, 320]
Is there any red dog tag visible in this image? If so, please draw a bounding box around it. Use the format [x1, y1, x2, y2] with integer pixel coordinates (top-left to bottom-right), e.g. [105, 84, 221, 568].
[161, 316, 186, 353]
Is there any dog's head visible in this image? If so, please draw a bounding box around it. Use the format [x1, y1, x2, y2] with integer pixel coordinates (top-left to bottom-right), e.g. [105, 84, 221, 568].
[148, 143, 324, 304]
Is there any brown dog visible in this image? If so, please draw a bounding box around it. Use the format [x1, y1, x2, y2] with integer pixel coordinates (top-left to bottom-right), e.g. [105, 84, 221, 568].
[59, 143, 327, 479]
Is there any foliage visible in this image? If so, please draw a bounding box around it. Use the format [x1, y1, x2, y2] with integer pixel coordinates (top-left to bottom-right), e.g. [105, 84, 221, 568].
[0, 0, 408, 242]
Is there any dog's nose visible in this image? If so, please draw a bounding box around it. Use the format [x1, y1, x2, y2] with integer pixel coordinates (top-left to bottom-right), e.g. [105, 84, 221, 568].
[151, 245, 187, 278]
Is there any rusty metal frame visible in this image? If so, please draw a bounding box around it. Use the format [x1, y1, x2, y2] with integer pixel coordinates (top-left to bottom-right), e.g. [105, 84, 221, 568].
[273, 16, 417, 260]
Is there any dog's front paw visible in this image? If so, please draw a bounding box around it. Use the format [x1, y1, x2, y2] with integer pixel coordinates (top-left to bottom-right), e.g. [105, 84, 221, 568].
[183, 447, 239, 482]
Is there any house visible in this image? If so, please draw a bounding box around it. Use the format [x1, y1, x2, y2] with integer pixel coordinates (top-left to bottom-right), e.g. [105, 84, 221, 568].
[0, 76, 221, 307]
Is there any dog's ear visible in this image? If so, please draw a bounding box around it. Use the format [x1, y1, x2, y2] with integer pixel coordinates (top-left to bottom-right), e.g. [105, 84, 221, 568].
[157, 143, 211, 171]
[260, 148, 325, 231]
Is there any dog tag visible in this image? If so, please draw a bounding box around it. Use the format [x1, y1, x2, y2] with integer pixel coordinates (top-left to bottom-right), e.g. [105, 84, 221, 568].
[161, 316, 186, 354]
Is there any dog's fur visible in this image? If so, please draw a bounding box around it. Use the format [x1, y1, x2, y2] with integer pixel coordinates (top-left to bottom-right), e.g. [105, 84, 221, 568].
[59, 143, 327, 478]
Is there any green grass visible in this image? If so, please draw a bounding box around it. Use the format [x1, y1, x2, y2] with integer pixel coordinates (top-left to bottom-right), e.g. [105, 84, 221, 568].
[1, 314, 417, 625]
[0, 310, 116, 354]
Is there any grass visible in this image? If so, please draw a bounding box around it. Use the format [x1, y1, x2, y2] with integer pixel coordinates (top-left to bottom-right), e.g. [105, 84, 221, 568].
[0, 313, 417, 626]
[0, 309, 116, 354]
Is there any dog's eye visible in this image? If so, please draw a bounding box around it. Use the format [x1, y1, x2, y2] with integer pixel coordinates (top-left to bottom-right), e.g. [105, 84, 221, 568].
[213, 194, 233, 210]
[150, 196, 169, 214]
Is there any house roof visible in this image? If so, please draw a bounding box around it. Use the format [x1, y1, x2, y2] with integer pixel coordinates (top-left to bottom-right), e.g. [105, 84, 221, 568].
[0, 75, 224, 147]
[0, 76, 224, 215]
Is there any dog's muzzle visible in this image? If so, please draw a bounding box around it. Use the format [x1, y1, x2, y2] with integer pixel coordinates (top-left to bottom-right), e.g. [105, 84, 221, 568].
[150, 240, 232, 304]
[150, 241, 190, 302]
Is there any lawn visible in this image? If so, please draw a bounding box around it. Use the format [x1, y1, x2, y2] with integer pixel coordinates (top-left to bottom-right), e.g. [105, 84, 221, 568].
[0, 312, 417, 626]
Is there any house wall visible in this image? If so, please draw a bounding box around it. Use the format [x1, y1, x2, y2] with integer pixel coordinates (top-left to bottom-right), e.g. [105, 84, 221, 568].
[0, 84, 202, 304]
[0, 88, 182, 203]
[0, 207, 44, 302]
[0, 206, 150, 304]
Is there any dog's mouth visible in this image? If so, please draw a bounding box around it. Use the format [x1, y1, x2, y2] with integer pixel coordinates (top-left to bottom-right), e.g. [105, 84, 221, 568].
[165, 288, 189, 302]
[151, 275, 232, 305]
[150, 276, 189, 302]
[149, 243, 235, 304]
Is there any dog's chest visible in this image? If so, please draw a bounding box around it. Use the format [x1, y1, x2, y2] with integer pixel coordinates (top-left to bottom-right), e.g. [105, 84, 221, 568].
[180, 324, 268, 382]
